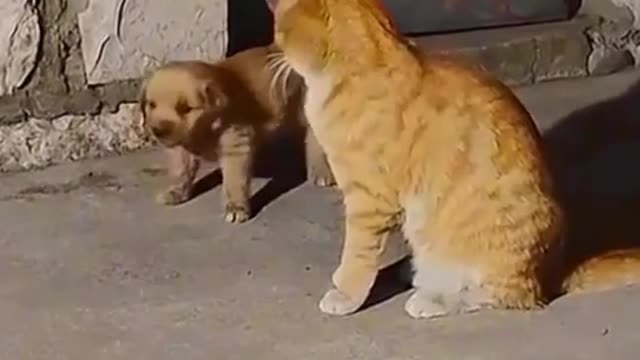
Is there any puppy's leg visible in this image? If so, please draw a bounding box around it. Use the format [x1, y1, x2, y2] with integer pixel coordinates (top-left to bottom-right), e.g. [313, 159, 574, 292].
[219, 131, 253, 223]
[305, 129, 335, 187]
[156, 147, 200, 206]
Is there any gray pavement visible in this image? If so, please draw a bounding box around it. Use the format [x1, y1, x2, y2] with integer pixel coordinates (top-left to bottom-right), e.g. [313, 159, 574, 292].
[2, 70, 640, 359]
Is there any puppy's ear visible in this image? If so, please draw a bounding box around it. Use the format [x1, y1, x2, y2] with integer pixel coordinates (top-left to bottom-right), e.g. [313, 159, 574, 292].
[201, 80, 228, 111]
[138, 78, 149, 120]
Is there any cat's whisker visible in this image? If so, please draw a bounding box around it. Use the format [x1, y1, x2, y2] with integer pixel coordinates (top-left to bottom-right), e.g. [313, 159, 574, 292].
[265, 56, 281, 95]
[266, 56, 284, 71]
[281, 63, 294, 98]
[267, 54, 293, 100]
[268, 58, 286, 98]
[273, 60, 290, 98]
[266, 51, 284, 60]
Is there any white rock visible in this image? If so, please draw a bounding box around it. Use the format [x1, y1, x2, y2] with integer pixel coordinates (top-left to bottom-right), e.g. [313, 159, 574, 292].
[0, 0, 41, 96]
[0, 104, 152, 172]
[612, 0, 640, 28]
[77, 0, 228, 85]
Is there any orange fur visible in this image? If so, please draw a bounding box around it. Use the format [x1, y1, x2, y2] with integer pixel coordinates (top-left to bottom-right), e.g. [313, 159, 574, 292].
[269, 0, 640, 318]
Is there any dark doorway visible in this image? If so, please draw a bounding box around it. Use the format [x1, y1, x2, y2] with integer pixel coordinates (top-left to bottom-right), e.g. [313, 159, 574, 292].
[227, 1, 581, 54]
[226, 0, 274, 56]
[381, 0, 581, 35]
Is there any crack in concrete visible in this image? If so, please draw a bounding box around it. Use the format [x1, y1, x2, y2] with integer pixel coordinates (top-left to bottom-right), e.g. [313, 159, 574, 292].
[529, 37, 541, 84]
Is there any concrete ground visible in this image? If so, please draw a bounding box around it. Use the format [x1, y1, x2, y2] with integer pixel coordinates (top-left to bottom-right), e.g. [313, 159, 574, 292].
[2, 70, 640, 360]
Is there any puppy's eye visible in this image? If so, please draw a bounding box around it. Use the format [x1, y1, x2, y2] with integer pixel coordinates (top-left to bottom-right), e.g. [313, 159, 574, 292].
[148, 101, 156, 109]
[175, 101, 195, 115]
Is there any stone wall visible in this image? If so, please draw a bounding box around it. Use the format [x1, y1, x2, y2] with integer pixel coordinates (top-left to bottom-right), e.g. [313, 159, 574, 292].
[0, 0, 229, 172]
[1, 0, 640, 173]
[581, 0, 640, 69]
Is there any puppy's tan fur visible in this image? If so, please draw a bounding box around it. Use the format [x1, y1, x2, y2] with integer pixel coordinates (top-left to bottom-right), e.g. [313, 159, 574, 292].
[141, 45, 334, 223]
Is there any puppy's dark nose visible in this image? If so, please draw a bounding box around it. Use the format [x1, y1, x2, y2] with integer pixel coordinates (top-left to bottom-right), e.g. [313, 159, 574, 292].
[151, 121, 173, 138]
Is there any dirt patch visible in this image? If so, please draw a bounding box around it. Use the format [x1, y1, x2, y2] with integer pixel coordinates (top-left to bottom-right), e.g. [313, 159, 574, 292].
[139, 167, 167, 177]
[1, 171, 122, 202]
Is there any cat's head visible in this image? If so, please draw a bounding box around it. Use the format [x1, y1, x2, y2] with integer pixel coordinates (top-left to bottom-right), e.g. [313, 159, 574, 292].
[265, 0, 331, 78]
[265, 0, 400, 78]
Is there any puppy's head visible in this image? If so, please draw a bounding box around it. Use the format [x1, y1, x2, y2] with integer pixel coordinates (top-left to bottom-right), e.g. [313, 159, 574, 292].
[140, 61, 228, 147]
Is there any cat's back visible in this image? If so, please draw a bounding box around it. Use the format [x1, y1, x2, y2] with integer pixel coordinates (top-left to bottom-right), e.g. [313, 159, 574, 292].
[418, 54, 532, 124]
[413, 53, 547, 168]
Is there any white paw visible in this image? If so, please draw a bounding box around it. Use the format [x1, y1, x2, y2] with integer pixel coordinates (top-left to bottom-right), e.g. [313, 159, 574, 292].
[223, 204, 250, 223]
[308, 166, 336, 187]
[156, 188, 191, 206]
[404, 292, 449, 319]
[319, 288, 362, 316]
[313, 176, 335, 187]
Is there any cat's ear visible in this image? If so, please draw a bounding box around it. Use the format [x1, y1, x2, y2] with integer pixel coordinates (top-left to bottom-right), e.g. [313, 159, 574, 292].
[265, 0, 277, 12]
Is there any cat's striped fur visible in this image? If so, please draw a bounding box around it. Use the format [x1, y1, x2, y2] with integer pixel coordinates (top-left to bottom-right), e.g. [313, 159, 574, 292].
[267, 0, 640, 318]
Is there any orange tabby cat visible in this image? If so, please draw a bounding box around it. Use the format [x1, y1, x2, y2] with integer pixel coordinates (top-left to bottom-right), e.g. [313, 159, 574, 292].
[266, 0, 640, 318]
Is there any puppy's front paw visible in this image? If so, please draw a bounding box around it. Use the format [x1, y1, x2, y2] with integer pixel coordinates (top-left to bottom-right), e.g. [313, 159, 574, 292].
[156, 187, 191, 206]
[310, 173, 336, 188]
[319, 288, 364, 316]
[308, 161, 336, 188]
[223, 204, 251, 224]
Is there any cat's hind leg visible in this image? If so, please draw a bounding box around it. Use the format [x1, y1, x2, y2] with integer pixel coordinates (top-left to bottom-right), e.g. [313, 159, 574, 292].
[404, 254, 494, 319]
[401, 198, 494, 319]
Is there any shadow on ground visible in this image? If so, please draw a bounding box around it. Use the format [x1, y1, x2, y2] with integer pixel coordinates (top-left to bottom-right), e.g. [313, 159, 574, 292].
[190, 131, 309, 219]
[545, 79, 640, 281]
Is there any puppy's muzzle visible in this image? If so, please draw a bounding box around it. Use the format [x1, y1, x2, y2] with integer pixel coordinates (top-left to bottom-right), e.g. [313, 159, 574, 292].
[150, 121, 174, 139]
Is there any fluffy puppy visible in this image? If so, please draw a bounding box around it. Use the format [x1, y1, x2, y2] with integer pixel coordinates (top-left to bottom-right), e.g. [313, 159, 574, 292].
[140, 44, 335, 223]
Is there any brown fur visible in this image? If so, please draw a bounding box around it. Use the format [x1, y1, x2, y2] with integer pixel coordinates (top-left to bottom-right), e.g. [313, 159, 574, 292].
[141, 44, 335, 223]
[267, 0, 640, 318]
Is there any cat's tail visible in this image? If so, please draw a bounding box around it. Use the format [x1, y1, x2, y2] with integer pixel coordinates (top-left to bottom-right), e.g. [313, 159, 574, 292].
[562, 248, 640, 294]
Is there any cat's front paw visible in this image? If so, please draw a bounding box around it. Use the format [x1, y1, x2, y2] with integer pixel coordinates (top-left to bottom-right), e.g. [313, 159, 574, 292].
[223, 203, 251, 223]
[319, 288, 363, 316]
[404, 291, 449, 319]
[156, 187, 191, 206]
[403, 289, 489, 319]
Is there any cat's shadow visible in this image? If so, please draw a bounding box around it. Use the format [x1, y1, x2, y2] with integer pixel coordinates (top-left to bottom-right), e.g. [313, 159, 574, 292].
[360, 77, 640, 311]
[544, 78, 640, 278]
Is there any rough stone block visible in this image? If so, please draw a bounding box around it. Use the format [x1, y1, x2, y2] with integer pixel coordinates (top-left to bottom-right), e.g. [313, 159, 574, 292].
[0, 104, 151, 172]
[580, 0, 635, 26]
[77, 0, 228, 85]
[0, 0, 41, 96]
[612, 0, 640, 27]
[456, 39, 537, 86]
[533, 30, 590, 82]
[412, 19, 592, 86]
